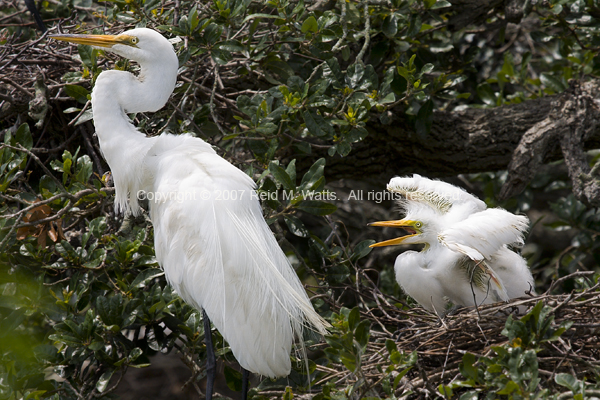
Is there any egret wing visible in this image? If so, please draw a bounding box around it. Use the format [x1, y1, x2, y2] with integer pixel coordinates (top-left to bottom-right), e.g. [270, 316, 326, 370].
[438, 208, 528, 302]
[147, 134, 327, 377]
[438, 208, 529, 260]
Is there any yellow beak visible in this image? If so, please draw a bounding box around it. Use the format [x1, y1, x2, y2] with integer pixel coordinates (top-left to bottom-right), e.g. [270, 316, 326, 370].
[49, 33, 137, 48]
[369, 219, 420, 247]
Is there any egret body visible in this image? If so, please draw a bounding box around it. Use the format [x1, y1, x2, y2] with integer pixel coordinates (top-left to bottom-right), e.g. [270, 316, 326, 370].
[370, 175, 534, 315]
[51, 28, 328, 397]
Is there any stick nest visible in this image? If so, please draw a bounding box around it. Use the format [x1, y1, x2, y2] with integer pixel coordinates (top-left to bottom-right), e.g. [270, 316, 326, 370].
[313, 271, 600, 399]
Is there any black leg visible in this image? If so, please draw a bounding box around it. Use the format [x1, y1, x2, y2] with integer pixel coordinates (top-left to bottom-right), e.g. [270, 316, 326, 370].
[202, 309, 216, 400]
[241, 368, 249, 400]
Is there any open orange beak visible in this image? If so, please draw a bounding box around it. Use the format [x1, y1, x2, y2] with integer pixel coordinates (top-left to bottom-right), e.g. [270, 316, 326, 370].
[368, 219, 421, 247]
[49, 33, 138, 48]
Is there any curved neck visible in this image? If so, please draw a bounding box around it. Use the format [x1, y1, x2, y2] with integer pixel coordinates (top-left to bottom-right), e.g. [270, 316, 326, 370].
[90, 57, 177, 215]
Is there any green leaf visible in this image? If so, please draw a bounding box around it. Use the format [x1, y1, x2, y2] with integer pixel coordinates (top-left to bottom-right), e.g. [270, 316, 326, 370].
[283, 386, 294, 400]
[64, 85, 90, 104]
[550, 4, 563, 14]
[296, 200, 337, 215]
[284, 215, 309, 237]
[477, 82, 496, 105]
[340, 353, 357, 372]
[407, 14, 422, 37]
[348, 307, 360, 331]
[431, 0, 451, 9]
[224, 365, 243, 391]
[89, 217, 107, 239]
[382, 14, 398, 38]
[15, 123, 33, 150]
[129, 347, 143, 362]
[555, 373, 580, 392]
[520, 52, 531, 80]
[130, 268, 164, 289]
[293, 141, 311, 154]
[300, 158, 325, 190]
[242, 13, 285, 24]
[285, 159, 297, 184]
[385, 339, 397, 356]
[438, 384, 453, 398]
[324, 58, 344, 84]
[351, 240, 375, 261]
[88, 341, 104, 351]
[203, 23, 223, 44]
[74, 155, 93, 183]
[73, 109, 93, 126]
[301, 16, 318, 33]
[0, 309, 26, 338]
[211, 48, 232, 65]
[500, 52, 515, 78]
[458, 391, 479, 400]
[216, 40, 244, 52]
[77, 44, 96, 70]
[459, 353, 479, 382]
[497, 380, 520, 395]
[355, 319, 371, 348]
[96, 370, 114, 393]
[346, 63, 364, 89]
[269, 161, 295, 190]
[415, 99, 434, 140]
[303, 110, 335, 138]
[540, 73, 566, 93]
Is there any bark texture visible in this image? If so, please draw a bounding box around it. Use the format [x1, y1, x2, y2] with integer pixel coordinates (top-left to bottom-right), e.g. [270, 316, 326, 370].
[321, 79, 600, 206]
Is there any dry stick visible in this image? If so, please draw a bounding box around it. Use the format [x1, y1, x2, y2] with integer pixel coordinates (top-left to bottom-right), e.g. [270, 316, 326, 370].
[0, 193, 31, 206]
[0, 76, 34, 97]
[440, 338, 453, 381]
[67, 100, 91, 127]
[331, 0, 347, 52]
[546, 270, 595, 294]
[209, 64, 226, 136]
[0, 29, 49, 72]
[32, 128, 79, 154]
[5, 188, 113, 229]
[5, 143, 67, 191]
[0, 213, 23, 250]
[355, 1, 371, 65]
[80, 124, 105, 176]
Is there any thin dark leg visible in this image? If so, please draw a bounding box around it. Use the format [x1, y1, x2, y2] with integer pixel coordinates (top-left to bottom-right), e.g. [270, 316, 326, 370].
[202, 309, 216, 400]
[241, 368, 249, 400]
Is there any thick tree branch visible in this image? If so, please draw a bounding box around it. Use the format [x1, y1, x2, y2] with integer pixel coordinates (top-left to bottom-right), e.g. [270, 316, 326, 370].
[447, 0, 526, 29]
[500, 80, 600, 206]
[320, 79, 600, 206]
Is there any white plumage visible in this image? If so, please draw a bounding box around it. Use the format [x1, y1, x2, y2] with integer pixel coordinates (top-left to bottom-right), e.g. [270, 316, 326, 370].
[371, 174, 534, 314]
[51, 28, 328, 380]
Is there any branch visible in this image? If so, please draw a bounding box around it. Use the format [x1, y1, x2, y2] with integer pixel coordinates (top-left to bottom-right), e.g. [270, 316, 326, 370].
[310, 79, 600, 206]
[499, 80, 600, 206]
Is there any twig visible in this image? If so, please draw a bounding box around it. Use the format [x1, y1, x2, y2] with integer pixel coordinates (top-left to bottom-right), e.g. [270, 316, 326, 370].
[355, 1, 371, 65]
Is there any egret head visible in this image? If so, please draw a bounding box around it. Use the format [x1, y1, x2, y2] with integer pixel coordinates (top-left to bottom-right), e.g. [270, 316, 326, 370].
[50, 28, 179, 113]
[369, 174, 475, 249]
[50, 28, 177, 66]
[369, 209, 440, 248]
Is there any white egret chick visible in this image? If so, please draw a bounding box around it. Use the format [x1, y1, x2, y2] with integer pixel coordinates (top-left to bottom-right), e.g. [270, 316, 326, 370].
[50, 28, 329, 399]
[370, 174, 534, 315]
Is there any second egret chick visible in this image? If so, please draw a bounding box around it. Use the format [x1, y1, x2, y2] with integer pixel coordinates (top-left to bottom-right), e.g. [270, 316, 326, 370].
[370, 175, 535, 315]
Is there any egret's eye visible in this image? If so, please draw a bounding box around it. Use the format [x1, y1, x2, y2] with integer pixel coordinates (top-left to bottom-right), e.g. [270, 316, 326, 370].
[130, 37, 139, 44]
[415, 222, 422, 229]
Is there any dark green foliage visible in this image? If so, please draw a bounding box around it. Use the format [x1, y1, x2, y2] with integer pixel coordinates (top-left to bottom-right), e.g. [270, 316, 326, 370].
[2, 0, 600, 398]
[440, 302, 576, 399]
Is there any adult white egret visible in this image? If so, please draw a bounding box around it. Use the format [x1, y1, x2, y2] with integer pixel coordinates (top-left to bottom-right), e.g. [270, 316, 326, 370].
[50, 28, 329, 399]
[370, 174, 534, 315]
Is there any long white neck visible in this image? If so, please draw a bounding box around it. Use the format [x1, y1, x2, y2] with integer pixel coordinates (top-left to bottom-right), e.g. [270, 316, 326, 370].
[91, 53, 178, 215]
